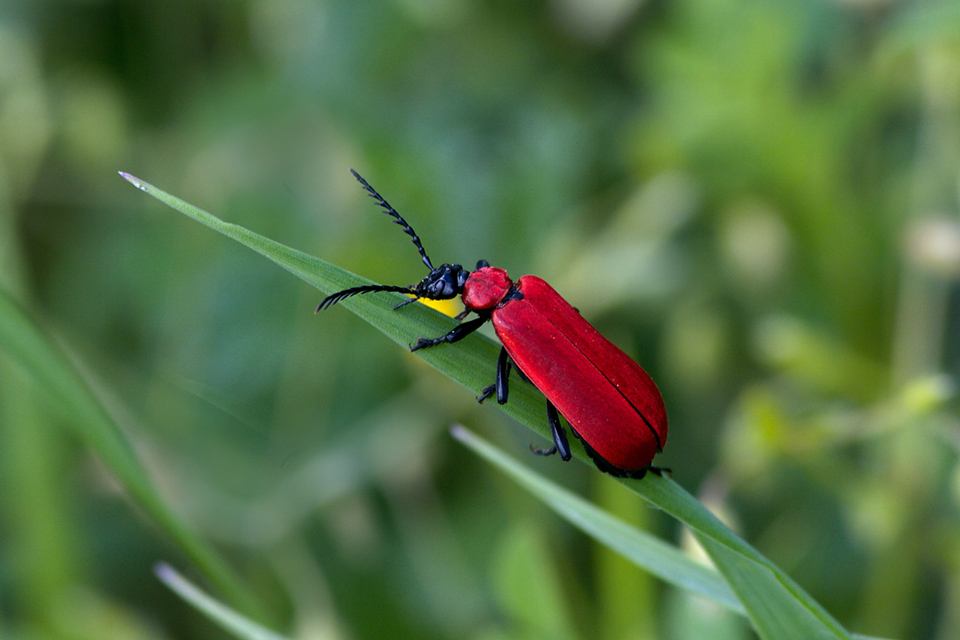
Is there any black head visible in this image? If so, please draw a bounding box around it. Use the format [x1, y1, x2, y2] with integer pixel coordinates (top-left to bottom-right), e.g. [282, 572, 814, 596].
[317, 172, 469, 312]
[403, 263, 469, 306]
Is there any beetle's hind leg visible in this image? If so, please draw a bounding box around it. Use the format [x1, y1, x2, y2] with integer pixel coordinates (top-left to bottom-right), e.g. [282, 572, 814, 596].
[530, 400, 572, 462]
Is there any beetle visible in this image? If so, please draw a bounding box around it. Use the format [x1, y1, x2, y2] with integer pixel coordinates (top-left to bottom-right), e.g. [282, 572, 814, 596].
[318, 170, 667, 478]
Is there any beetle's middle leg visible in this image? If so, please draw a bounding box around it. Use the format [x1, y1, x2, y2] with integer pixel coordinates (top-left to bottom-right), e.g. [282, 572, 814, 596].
[477, 348, 570, 461]
[478, 346, 511, 404]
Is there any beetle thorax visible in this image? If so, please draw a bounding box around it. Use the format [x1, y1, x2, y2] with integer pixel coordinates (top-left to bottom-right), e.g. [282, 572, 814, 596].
[462, 267, 513, 311]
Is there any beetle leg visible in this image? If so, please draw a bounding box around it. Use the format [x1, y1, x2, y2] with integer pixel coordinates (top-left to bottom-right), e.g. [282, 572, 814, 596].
[410, 316, 488, 352]
[495, 348, 512, 404]
[547, 401, 572, 461]
[530, 401, 571, 461]
[478, 347, 511, 404]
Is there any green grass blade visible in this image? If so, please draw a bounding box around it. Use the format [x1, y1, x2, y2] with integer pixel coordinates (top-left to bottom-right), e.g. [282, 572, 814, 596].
[0, 289, 263, 620]
[120, 173, 860, 640]
[639, 474, 853, 639]
[451, 425, 743, 613]
[454, 426, 893, 640]
[156, 564, 289, 640]
[119, 172, 550, 442]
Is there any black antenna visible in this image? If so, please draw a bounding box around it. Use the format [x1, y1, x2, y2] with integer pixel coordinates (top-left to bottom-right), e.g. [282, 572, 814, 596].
[351, 169, 434, 270]
[316, 284, 414, 311]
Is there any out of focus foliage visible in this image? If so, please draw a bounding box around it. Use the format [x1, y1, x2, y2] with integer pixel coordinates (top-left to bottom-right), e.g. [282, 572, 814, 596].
[1, 1, 959, 639]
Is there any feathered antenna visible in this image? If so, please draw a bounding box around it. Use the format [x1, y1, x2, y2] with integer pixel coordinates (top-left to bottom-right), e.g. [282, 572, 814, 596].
[350, 169, 434, 270]
[316, 284, 415, 311]
[317, 171, 444, 312]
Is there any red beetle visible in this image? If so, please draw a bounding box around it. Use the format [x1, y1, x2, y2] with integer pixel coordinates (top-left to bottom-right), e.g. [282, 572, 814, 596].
[319, 171, 667, 478]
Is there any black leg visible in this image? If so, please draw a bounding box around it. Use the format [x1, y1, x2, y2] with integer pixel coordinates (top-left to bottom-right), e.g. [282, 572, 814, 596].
[479, 346, 511, 404]
[410, 316, 488, 352]
[530, 400, 571, 461]
[547, 401, 571, 461]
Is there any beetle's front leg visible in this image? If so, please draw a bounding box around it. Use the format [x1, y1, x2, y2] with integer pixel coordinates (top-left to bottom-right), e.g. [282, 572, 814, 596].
[410, 316, 488, 352]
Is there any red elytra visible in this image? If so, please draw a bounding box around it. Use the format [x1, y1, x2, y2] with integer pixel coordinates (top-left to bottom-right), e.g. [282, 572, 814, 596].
[318, 170, 668, 478]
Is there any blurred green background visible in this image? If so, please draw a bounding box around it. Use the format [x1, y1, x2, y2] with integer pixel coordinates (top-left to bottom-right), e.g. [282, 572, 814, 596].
[2, 0, 960, 639]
